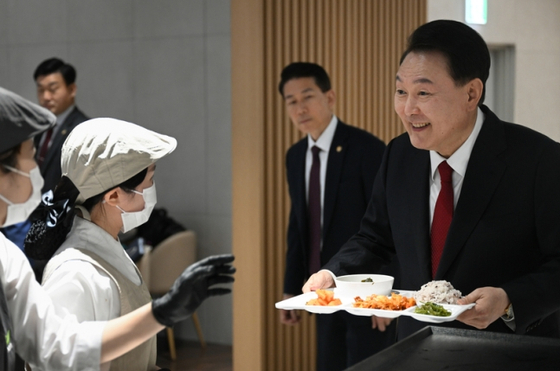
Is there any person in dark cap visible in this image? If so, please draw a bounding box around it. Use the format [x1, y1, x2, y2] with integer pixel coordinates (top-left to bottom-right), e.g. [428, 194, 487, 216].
[303, 19, 560, 340]
[0, 86, 235, 370]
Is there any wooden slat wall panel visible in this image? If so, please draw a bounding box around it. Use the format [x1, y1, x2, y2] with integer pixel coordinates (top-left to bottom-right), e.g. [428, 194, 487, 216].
[231, 0, 265, 370]
[232, 1, 426, 370]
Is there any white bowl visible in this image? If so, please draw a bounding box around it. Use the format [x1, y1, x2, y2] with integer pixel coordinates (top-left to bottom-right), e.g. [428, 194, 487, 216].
[334, 274, 394, 297]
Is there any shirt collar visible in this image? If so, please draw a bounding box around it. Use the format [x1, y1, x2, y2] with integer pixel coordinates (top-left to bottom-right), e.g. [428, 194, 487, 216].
[58, 216, 140, 282]
[56, 104, 75, 126]
[430, 107, 485, 180]
[307, 115, 338, 152]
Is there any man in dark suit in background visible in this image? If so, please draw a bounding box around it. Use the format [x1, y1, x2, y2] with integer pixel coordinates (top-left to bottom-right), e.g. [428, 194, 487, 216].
[0, 58, 88, 252]
[34, 57, 89, 194]
[304, 20, 560, 340]
[278, 62, 393, 371]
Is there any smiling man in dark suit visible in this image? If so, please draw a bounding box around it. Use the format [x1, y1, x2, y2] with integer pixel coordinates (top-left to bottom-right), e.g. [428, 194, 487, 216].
[278, 62, 391, 371]
[303, 20, 560, 340]
[34, 57, 89, 194]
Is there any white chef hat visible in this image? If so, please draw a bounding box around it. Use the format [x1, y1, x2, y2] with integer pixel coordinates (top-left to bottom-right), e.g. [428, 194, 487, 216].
[61, 117, 177, 204]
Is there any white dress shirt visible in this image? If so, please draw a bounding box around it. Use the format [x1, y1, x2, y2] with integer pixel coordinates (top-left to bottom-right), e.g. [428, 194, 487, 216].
[428, 107, 515, 330]
[0, 234, 104, 370]
[429, 107, 484, 226]
[305, 115, 339, 230]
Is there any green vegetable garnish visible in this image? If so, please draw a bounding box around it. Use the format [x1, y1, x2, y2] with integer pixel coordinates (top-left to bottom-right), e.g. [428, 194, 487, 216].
[414, 302, 451, 317]
[361, 278, 373, 282]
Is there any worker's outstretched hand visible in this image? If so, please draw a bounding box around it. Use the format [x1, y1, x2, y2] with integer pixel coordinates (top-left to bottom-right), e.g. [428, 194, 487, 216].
[152, 254, 235, 327]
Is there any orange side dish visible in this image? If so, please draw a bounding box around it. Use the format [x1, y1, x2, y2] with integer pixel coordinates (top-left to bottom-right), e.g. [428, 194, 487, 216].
[306, 289, 343, 306]
[353, 293, 416, 310]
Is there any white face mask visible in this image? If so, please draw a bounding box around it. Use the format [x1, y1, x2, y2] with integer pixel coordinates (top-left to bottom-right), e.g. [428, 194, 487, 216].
[116, 182, 157, 233]
[0, 166, 44, 227]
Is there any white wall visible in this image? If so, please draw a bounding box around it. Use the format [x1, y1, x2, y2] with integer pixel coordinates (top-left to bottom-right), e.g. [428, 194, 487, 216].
[0, 0, 233, 345]
[428, 0, 560, 141]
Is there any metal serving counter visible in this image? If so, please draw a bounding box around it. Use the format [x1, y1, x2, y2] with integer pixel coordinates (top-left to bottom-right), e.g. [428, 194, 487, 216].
[346, 326, 560, 371]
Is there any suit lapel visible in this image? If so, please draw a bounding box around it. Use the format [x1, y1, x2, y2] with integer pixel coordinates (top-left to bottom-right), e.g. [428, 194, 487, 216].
[322, 121, 348, 237]
[42, 107, 79, 169]
[436, 108, 507, 278]
[401, 147, 433, 282]
[292, 140, 309, 246]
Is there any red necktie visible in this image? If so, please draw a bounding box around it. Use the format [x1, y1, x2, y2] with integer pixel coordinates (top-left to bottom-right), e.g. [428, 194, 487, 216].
[37, 128, 53, 165]
[431, 161, 453, 278]
[308, 146, 321, 274]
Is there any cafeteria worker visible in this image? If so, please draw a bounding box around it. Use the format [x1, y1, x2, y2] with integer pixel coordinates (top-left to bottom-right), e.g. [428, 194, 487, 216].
[0, 86, 235, 370]
[25, 112, 190, 370]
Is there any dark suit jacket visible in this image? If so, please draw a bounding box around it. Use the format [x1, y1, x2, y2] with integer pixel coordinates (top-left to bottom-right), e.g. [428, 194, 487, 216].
[284, 120, 386, 295]
[324, 105, 560, 338]
[35, 106, 88, 193]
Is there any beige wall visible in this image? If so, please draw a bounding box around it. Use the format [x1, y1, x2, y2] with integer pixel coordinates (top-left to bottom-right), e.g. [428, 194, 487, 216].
[428, 0, 560, 141]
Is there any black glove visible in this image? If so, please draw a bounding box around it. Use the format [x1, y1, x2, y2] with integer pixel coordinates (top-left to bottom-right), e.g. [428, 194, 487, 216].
[152, 254, 235, 327]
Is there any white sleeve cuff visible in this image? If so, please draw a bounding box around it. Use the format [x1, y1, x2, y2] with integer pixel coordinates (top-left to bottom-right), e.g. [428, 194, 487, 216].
[319, 269, 337, 286]
[74, 321, 106, 370]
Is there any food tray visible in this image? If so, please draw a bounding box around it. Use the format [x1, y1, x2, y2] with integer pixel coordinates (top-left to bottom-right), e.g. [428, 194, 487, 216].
[275, 290, 474, 322]
[346, 326, 560, 371]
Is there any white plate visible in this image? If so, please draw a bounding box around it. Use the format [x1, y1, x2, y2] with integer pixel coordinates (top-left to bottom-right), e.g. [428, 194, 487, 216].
[274, 290, 351, 314]
[344, 290, 417, 318]
[275, 290, 475, 320]
[407, 303, 476, 323]
[345, 306, 414, 318]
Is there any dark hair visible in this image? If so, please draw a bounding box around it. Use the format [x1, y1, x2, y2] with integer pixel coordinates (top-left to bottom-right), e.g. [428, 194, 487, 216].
[33, 57, 77, 86]
[25, 168, 148, 261]
[81, 168, 148, 211]
[278, 62, 332, 97]
[400, 20, 491, 105]
[0, 144, 21, 174]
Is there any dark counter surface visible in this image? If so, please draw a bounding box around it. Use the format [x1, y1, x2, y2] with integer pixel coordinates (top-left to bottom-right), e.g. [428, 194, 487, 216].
[346, 326, 560, 371]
